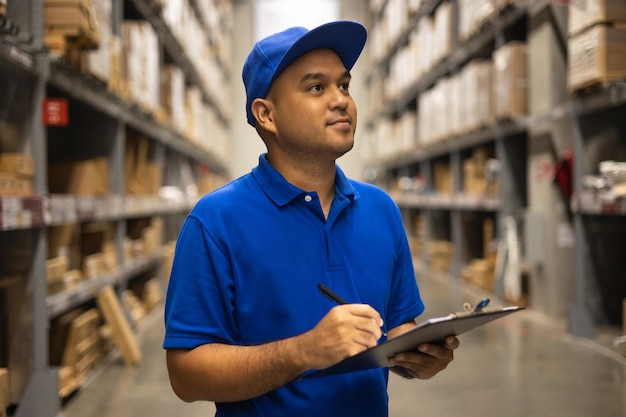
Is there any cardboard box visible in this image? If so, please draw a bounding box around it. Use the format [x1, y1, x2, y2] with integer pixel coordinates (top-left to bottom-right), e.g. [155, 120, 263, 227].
[433, 162, 454, 194]
[493, 42, 527, 119]
[44, 0, 100, 49]
[96, 285, 142, 365]
[0, 153, 35, 177]
[48, 158, 109, 196]
[568, 0, 626, 36]
[0, 172, 33, 196]
[0, 368, 8, 411]
[568, 24, 626, 92]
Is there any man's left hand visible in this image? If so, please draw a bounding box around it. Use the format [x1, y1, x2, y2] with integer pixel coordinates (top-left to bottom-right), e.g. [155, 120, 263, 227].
[388, 335, 460, 379]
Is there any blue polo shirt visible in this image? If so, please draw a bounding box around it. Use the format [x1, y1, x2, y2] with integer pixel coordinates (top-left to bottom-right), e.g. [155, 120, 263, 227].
[164, 154, 424, 417]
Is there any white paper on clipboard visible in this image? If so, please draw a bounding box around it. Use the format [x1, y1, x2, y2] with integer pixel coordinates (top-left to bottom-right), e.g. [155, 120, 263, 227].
[302, 306, 525, 379]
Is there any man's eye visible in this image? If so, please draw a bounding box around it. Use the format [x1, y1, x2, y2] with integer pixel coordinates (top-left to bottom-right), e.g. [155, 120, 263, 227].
[340, 82, 350, 91]
[309, 84, 323, 92]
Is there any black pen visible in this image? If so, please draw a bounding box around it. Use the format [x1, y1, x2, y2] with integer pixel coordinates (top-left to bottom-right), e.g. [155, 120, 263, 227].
[318, 283, 348, 304]
[317, 283, 386, 337]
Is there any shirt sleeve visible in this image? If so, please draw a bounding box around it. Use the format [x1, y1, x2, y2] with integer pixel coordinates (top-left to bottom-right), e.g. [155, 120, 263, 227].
[163, 215, 237, 349]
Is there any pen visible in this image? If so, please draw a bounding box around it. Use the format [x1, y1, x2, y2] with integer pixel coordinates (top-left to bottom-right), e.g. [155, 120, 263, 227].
[317, 283, 348, 305]
[317, 283, 386, 337]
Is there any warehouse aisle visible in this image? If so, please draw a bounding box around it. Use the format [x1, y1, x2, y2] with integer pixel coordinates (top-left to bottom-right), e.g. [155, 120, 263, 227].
[60, 272, 626, 417]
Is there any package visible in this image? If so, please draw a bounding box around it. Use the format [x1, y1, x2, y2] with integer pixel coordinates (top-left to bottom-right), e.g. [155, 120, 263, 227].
[568, 24, 626, 92]
[568, 0, 626, 36]
[122, 21, 160, 112]
[80, 0, 112, 81]
[0, 153, 35, 177]
[48, 158, 109, 196]
[493, 42, 527, 119]
[44, 0, 101, 49]
[161, 65, 186, 134]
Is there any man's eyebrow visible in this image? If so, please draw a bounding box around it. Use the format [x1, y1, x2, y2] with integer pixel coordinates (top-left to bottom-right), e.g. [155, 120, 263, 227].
[300, 71, 352, 84]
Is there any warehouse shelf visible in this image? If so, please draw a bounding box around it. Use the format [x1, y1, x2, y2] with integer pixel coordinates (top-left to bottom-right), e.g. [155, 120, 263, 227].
[368, 0, 444, 78]
[369, 1, 527, 120]
[48, 63, 228, 173]
[572, 191, 626, 216]
[394, 192, 500, 211]
[129, 0, 229, 125]
[46, 253, 160, 319]
[0, 36, 37, 73]
[0, 1, 233, 415]
[373, 117, 527, 170]
[0, 196, 44, 231]
[47, 195, 197, 225]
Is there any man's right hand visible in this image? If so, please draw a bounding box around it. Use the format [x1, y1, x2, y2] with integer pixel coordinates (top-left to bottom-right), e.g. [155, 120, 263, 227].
[298, 304, 383, 370]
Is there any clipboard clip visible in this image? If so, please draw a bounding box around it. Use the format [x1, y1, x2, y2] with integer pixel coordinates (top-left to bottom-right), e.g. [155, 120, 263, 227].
[463, 298, 490, 313]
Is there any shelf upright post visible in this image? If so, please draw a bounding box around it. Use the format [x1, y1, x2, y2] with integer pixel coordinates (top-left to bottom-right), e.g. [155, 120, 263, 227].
[12, 0, 60, 415]
[569, 116, 595, 337]
[450, 151, 463, 279]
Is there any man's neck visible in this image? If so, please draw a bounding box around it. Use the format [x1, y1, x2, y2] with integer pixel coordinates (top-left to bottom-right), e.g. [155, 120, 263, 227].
[266, 153, 336, 217]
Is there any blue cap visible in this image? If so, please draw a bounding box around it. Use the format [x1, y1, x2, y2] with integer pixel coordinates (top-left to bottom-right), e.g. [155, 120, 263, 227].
[242, 20, 367, 126]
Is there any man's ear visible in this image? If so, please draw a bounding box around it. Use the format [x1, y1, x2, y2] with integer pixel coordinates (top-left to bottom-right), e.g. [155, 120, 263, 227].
[251, 98, 277, 133]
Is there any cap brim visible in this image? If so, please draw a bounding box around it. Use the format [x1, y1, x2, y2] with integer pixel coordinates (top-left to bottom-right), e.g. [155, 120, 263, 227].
[273, 21, 367, 82]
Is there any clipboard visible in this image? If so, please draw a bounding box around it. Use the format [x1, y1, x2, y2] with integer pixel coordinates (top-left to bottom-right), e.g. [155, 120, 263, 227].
[303, 305, 524, 379]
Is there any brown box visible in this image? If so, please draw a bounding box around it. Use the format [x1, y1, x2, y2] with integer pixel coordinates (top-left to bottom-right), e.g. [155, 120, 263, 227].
[568, 0, 626, 36]
[45, 1, 100, 49]
[433, 162, 454, 194]
[568, 24, 626, 92]
[48, 158, 109, 196]
[96, 285, 142, 366]
[493, 42, 527, 120]
[0, 368, 8, 410]
[0, 153, 35, 177]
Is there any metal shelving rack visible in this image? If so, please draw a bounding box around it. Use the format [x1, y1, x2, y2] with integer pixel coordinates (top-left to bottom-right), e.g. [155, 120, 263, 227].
[364, 0, 626, 339]
[0, 1, 231, 415]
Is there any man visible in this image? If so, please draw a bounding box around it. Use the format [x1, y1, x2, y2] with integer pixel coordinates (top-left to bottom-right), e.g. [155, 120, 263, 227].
[163, 20, 459, 416]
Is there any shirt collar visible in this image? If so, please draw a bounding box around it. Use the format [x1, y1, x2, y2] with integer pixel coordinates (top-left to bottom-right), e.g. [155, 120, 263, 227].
[251, 154, 359, 207]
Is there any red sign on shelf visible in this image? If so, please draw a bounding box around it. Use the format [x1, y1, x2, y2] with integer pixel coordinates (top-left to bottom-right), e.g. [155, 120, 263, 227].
[42, 98, 69, 126]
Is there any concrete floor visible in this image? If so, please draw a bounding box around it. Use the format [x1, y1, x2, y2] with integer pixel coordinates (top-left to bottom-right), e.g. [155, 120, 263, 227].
[60, 272, 626, 417]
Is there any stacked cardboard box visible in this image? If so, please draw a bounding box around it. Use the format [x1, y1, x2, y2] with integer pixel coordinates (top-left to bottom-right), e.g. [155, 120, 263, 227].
[493, 42, 527, 120]
[433, 161, 454, 194]
[48, 157, 109, 196]
[461, 218, 497, 290]
[0, 153, 35, 196]
[568, 0, 626, 37]
[161, 65, 187, 135]
[44, 0, 102, 53]
[567, 0, 626, 92]
[76, 0, 112, 82]
[122, 21, 160, 114]
[463, 147, 499, 196]
[568, 24, 626, 92]
[125, 133, 161, 196]
[61, 309, 106, 385]
[427, 240, 454, 272]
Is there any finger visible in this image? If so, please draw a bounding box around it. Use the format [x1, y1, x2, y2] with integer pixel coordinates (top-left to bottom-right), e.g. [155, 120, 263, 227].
[417, 343, 454, 361]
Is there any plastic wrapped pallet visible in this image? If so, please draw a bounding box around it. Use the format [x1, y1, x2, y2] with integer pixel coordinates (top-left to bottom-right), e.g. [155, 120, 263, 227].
[493, 42, 527, 120]
[568, 0, 626, 37]
[567, 24, 626, 92]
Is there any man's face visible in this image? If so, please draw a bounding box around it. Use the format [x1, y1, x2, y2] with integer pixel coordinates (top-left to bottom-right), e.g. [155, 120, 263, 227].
[265, 48, 358, 161]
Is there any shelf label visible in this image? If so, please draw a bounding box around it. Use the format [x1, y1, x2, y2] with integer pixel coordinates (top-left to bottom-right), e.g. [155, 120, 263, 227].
[42, 98, 69, 127]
